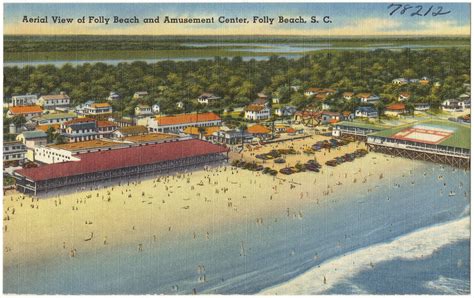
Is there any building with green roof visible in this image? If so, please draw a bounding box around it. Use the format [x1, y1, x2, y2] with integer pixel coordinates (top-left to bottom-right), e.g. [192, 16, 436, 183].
[366, 120, 470, 168]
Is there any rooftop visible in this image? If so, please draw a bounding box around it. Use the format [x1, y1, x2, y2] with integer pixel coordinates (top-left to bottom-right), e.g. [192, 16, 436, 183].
[155, 112, 221, 126]
[386, 103, 406, 111]
[40, 94, 69, 100]
[19, 130, 48, 139]
[91, 103, 111, 108]
[116, 125, 148, 136]
[183, 126, 220, 137]
[48, 139, 125, 152]
[245, 104, 267, 112]
[64, 117, 96, 126]
[9, 105, 43, 114]
[247, 124, 271, 134]
[16, 139, 228, 182]
[122, 133, 178, 143]
[36, 124, 61, 132]
[97, 120, 118, 128]
[34, 113, 76, 121]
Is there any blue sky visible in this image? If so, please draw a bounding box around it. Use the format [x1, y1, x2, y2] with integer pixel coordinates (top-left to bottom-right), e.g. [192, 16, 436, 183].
[4, 3, 470, 35]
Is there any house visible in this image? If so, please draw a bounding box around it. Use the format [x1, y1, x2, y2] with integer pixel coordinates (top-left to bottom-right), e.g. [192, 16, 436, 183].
[3, 141, 26, 167]
[274, 106, 297, 117]
[385, 103, 407, 117]
[135, 104, 153, 117]
[247, 124, 271, 140]
[112, 117, 135, 127]
[107, 92, 120, 101]
[343, 92, 354, 100]
[252, 97, 268, 106]
[75, 100, 95, 115]
[61, 118, 98, 143]
[320, 111, 341, 125]
[33, 113, 77, 125]
[341, 111, 355, 121]
[304, 88, 336, 97]
[442, 99, 464, 112]
[148, 112, 222, 133]
[272, 97, 280, 104]
[257, 92, 269, 100]
[183, 126, 220, 139]
[16, 131, 48, 148]
[290, 85, 301, 92]
[113, 125, 149, 138]
[398, 92, 411, 102]
[210, 129, 253, 145]
[357, 93, 380, 104]
[16, 131, 48, 161]
[11, 94, 38, 106]
[244, 104, 271, 121]
[133, 91, 148, 99]
[419, 79, 430, 85]
[34, 140, 126, 164]
[152, 104, 161, 114]
[37, 92, 70, 110]
[197, 93, 221, 105]
[83, 103, 113, 115]
[414, 102, 431, 111]
[392, 78, 408, 85]
[97, 120, 118, 139]
[463, 99, 471, 109]
[355, 106, 378, 118]
[7, 105, 43, 120]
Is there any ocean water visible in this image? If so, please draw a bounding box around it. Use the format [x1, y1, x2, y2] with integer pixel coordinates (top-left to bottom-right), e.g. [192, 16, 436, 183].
[4, 161, 470, 294]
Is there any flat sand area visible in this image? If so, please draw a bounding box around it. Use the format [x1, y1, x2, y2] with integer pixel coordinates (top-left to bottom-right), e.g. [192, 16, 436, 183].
[4, 136, 422, 267]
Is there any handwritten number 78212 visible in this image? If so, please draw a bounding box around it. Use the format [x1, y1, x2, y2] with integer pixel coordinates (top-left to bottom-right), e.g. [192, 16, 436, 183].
[388, 4, 451, 16]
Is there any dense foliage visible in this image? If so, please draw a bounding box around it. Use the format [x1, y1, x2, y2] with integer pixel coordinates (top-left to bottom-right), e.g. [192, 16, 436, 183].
[3, 48, 470, 116]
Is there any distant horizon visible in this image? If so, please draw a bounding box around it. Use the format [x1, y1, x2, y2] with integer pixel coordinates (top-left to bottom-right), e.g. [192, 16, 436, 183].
[4, 34, 471, 38]
[4, 3, 470, 36]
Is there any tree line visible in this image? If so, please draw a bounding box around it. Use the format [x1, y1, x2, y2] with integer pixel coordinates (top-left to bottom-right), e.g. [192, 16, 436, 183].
[3, 48, 470, 116]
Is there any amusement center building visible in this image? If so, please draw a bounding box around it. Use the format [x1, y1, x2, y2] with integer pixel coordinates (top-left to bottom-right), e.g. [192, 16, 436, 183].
[14, 139, 229, 195]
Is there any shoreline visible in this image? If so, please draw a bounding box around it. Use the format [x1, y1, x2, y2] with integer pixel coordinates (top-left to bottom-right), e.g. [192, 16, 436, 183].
[260, 216, 470, 295]
[4, 150, 424, 269]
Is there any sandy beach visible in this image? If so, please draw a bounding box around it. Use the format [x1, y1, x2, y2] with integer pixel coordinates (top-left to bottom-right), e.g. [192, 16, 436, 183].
[4, 136, 425, 268]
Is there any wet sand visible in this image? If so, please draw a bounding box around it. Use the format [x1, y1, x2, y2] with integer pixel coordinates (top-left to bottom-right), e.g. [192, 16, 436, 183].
[3, 138, 422, 268]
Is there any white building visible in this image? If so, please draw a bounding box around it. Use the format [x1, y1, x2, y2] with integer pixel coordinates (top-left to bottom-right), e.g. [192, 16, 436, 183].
[11, 94, 38, 106]
[133, 91, 148, 99]
[244, 105, 271, 121]
[3, 141, 26, 166]
[83, 103, 113, 115]
[7, 105, 43, 120]
[34, 146, 80, 164]
[355, 107, 378, 118]
[33, 113, 77, 125]
[197, 93, 221, 105]
[135, 104, 153, 117]
[107, 92, 120, 101]
[152, 104, 160, 114]
[147, 112, 222, 133]
[37, 92, 70, 110]
[357, 93, 380, 104]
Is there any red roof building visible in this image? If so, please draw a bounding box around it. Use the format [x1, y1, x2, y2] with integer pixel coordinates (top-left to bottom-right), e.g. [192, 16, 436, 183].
[14, 139, 228, 193]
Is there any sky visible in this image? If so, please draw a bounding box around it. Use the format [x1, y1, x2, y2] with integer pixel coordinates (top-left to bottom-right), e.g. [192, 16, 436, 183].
[3, 3, 471, 36]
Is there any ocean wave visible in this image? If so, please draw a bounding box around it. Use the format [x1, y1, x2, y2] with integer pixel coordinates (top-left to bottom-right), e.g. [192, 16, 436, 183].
[260, 216, 470, 295]
[424, 276, 470, 295]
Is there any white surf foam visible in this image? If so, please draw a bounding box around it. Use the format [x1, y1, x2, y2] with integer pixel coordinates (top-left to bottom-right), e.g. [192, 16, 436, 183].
[260, 216, 470, 295]
[424, 276, 470, 294]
